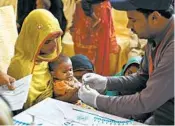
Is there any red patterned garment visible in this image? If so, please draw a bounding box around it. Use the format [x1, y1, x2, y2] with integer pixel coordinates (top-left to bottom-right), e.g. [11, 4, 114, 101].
[71, 0, 119, 75]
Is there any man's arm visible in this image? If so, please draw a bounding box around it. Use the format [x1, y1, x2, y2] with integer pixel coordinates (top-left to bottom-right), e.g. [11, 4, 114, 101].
[107, 54, 149, 92]
[96, 42, 174, 116]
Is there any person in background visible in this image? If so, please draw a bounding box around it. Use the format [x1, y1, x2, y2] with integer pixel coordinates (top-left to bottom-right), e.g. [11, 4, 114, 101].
[106, 56, 142, 96]
[36, 0, 67, 36]
[71, 0, 120, 76]
[70, 54, 94, 83]
[78, 0, 174, 125]
[0, 95, 13, 125]
[8, 9, 63, 109]
[17, 0, 67, 36]
[0, 71, 15, 90]
[115, 56, 142, 77]
[118, 56, 142, 95]
[17, 0, 36, 32]
[49, 54, 81, 103]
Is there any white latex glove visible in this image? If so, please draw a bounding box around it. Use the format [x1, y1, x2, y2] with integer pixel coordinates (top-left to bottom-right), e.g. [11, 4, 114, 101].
[82, 73, 107, 92]
[78, 85, 99, 108]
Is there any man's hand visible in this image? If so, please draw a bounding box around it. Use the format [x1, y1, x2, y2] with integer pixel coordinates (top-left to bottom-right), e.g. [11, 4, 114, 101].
[78, 85, 99, 108]
[82, 73, 107, 92]
[0, 71, 15, 90]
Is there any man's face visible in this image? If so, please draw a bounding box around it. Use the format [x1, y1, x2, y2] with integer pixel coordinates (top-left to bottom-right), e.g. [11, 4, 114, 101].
[127, 10, 151, 39]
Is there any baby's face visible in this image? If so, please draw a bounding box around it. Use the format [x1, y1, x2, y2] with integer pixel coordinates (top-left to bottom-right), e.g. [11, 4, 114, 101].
[54, 60, 74, 81]
[40, 35, 58, 55]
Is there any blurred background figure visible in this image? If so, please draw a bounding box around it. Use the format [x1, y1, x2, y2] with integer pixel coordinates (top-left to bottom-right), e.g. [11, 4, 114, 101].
[71, 54, 94, 83]
[106, 56, 142, 96]
[36, 0, 67, 37]
[71, 0, 120, 76]
[17, 0, 67, 36]
[115, 56, 142, 77]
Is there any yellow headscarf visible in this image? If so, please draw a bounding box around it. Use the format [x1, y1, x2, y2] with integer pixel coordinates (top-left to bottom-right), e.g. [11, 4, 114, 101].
[8, 9, 62, 109]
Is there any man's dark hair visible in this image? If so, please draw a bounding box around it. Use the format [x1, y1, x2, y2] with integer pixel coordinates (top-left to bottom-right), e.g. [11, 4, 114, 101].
[137, 4, 174, 19]
[49, 54, 70, 71]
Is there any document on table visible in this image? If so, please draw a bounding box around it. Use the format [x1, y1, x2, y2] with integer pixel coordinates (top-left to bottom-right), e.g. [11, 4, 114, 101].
[0, 74, 32, 111]
[22, 98, 136, 126]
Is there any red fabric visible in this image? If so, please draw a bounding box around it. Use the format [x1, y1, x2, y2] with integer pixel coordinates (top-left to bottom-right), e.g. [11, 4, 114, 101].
[71, 1, 119, 76]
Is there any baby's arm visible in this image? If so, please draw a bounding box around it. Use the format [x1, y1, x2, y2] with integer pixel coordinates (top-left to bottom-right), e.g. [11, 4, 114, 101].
[55, 87, 78, 102]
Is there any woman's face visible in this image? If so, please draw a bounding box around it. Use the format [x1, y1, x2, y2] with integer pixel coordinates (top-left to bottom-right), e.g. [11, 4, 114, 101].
[40, 36, 58, 55]
[124, 65, 139, 76]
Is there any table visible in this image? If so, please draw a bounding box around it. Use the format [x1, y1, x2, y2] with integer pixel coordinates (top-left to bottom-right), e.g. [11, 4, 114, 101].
[13, 98, 144, 126]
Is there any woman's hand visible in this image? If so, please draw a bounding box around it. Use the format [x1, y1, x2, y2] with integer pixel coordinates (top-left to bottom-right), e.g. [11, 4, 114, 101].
[0, 71, 15, 90]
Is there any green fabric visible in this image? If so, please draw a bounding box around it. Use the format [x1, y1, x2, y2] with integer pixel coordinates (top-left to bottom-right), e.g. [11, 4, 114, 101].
[122, 56, 142, 74]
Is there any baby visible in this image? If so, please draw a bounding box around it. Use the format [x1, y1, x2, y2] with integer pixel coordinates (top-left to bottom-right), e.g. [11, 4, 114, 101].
[49, 54, 81, 103]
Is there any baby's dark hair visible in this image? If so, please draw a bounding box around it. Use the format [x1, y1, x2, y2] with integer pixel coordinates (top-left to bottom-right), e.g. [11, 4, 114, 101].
[49, 54, 70, 71]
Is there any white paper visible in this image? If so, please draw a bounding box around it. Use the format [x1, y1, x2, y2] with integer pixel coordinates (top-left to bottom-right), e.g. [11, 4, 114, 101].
[14, 98, 142, 126]
[26, 98, 133, 126]
[0, 74, 32, 110]
[26, 98, 65, 125]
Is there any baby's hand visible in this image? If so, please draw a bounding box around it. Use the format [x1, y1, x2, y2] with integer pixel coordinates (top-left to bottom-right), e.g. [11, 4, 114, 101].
[67, 87, 78, 95]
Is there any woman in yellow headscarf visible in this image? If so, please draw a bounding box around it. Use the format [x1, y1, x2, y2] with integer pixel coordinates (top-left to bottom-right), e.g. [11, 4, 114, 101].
[7, 9, 63, 109]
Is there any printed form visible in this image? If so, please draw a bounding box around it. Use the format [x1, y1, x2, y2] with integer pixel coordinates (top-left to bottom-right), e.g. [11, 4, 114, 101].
[0, 74, 32, 110]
